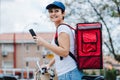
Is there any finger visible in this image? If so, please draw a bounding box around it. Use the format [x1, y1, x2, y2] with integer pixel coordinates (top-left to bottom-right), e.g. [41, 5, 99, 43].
[34, 38, 38, 42]
[46, 65, 50, 69]
[33, 36, 37, 39]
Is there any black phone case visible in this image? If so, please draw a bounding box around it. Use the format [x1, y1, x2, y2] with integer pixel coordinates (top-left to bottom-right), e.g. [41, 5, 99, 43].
[29, 29, 36, 36]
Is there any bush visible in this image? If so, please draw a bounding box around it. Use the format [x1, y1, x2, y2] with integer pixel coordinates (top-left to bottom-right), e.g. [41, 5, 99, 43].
[100, 69, 104, 75]
[105, 68, 116, 80]
[91, 71, 96, 75]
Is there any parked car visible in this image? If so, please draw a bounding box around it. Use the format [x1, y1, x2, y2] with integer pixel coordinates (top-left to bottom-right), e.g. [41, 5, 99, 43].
[82, 75, 104, 80]
[0, 74, 17, 80]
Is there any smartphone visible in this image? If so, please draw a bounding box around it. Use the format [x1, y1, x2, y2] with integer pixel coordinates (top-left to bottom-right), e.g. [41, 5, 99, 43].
[29, 29, 36, 39]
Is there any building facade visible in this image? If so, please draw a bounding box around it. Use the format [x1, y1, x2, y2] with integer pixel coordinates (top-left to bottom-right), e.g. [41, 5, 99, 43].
[0, 32, 55, 79]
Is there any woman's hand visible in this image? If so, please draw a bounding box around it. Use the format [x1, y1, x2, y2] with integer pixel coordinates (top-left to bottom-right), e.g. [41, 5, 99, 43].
[33, 36, 46, 46]
[41, 64, 50, 70]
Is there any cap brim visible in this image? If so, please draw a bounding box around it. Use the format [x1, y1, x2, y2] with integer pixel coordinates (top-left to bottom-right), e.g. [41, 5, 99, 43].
[46, 4, 58, 9]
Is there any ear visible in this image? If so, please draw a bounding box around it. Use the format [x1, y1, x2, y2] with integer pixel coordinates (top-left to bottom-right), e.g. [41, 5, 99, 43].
[63, 11, 65, 17]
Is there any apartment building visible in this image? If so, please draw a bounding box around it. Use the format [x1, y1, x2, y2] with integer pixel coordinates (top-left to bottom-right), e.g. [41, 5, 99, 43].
[0, 32, 55, 79]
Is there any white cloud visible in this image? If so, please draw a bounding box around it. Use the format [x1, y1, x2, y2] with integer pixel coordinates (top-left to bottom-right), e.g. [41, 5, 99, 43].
[0, 0, 55, 33]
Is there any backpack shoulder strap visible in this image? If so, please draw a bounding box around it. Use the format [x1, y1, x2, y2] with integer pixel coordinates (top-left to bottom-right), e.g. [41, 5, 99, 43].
[54, 30, 63, 60]
[60, 23, 76, 30]
[69, 52, 77, 62]
[55, 23, 77, 61]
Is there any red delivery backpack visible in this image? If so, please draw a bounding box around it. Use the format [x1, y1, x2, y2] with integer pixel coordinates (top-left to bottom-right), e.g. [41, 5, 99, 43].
[55, 22, 103, 69]
[76, 22, 103, 69]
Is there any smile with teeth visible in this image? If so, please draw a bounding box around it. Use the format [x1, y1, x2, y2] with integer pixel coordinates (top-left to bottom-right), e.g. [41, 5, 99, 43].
[52, 16, 58, 19]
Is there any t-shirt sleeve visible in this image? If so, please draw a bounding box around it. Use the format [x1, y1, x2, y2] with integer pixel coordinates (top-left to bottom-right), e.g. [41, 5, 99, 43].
[57, 25, 71, 35]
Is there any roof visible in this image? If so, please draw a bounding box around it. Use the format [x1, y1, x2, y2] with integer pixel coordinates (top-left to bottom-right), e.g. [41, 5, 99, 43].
[0, 32, 54, 43]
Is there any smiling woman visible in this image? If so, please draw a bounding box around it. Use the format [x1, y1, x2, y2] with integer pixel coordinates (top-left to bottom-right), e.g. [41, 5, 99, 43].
[33, 1, 84, 80]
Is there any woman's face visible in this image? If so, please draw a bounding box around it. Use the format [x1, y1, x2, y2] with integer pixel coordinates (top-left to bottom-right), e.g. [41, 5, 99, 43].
[48, 8, 65, 23]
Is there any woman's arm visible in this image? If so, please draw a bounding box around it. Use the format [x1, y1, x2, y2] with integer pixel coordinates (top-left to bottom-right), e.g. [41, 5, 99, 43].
[34, 32, 70, 57]
[46, 58, 55, 69]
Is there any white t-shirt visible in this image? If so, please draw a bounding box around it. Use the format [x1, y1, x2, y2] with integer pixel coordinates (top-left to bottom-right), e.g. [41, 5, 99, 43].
[51, 25, 77, 76]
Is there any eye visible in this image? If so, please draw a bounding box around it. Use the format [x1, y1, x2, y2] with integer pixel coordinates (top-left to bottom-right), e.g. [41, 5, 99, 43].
[55, 10, 59, 13]
[48, 10, 53, 13]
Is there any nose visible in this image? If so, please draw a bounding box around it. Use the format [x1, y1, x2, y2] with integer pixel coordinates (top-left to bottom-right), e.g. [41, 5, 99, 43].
[50, 12, 56, 16]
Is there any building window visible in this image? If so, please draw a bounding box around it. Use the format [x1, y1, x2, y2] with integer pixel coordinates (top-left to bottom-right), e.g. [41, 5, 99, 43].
[26, 45, 29, 53]
[2, 44, 13, 53]
[26, 61, 29, 67]
[26, 45, 29, 50]
[36, 46, 42, 54]
[37, 46, 40, 51]
[2, 61, 13, 68]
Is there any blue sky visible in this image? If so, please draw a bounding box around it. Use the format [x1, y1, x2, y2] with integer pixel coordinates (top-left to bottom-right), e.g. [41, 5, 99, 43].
[0, 0, 57, 33]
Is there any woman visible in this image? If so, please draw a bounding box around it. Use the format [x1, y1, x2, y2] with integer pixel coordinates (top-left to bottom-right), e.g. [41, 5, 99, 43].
[34, 1, 83, 80]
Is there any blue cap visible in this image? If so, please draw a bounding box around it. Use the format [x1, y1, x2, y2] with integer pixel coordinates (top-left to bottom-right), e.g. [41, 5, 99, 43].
[46, 1, 65, 11]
